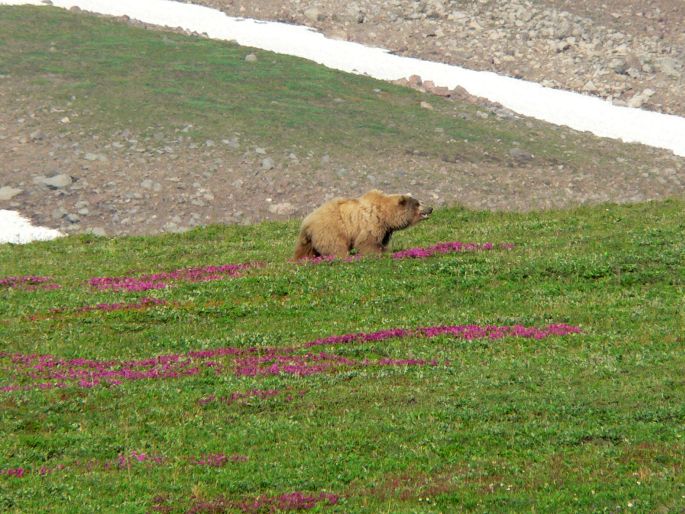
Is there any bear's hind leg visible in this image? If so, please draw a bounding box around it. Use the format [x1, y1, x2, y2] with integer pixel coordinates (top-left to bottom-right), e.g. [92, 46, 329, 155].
[312, 234, 350, 259]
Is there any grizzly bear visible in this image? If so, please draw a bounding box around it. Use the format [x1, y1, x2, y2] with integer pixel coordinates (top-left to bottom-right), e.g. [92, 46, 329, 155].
[294, 190, 432, 259]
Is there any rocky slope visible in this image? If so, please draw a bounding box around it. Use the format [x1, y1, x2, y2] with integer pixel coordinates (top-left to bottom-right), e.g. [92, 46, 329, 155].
[196, 0, 685, 115]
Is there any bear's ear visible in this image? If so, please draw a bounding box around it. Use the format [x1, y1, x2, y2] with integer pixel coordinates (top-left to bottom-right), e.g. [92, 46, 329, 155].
[398, 196, 407, 206]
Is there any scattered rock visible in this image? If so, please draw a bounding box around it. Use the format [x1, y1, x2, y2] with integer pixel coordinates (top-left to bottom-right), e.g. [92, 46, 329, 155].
[29, 130, 44, 141]
[658, 57, 682, 79]
[0, 186, 23, 201]
[582, 80, 597, 92]
[84, 152, 107, 162]
[64, 213, 80, 224]
[268, 202, 297, 216]
[222, 137, 240, 149]
[261, 157, 275, 170]
[38, 174, 73, 189]
[420, 101, 434, 110]
[407, 74, 422, 87]
[51, 207, 68, 220]
[509, 147, 534, 162]
[245, 53, 258, 62]
[87, 227, 107, 237]
[609, 58, 627, 75]
[329, 29, 349, 41]
[304, 7, 321, 22]
[627, 88, 655, 108]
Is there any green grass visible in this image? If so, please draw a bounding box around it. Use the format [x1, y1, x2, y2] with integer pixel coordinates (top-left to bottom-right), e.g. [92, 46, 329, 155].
[1, 199, 684, 512]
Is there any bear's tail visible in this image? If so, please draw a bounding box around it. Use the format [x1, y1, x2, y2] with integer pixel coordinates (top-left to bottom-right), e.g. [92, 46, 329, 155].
[293, 229, 317, 260]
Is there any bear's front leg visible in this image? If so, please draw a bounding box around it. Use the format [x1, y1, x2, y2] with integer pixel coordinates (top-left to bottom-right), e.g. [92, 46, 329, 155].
[355, 238, 385, 256]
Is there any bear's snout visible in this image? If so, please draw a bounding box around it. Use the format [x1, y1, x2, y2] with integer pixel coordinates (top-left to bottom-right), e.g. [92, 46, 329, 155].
[420, 206, 433, 219]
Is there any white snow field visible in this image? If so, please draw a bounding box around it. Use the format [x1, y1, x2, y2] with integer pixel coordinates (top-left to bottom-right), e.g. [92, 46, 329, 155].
[1, 0, 684, 243]
[0, 210, 64, 244]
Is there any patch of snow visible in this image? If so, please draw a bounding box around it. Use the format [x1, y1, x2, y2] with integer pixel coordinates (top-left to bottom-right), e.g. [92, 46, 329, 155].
[0, 210, 64, 244]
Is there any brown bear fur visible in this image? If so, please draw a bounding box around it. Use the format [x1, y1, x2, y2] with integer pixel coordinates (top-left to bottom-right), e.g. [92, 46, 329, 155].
[294, 190, 432, 259]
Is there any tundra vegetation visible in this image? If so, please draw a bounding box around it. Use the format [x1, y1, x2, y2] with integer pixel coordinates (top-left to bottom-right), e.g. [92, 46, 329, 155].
[0, 5, 684, 513]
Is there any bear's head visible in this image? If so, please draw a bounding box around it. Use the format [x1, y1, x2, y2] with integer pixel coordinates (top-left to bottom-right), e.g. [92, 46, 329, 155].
[364, 190, 432, 230]
[395, 194, 433, 229]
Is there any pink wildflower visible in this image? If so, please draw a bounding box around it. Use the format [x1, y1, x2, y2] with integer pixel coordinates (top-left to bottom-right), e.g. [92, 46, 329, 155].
[1, 324, 580, 391]
[0, 467, 25, 478]
[89, 262, 258, 292]
[0, 275, 60, 290]
[392, 241, 512, 259]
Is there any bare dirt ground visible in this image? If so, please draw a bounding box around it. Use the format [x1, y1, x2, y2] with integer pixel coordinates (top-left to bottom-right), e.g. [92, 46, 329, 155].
[1, 0, 684, 237]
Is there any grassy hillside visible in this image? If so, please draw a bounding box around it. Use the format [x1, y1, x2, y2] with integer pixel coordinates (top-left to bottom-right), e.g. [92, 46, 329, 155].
[0, 5, 673, 169]
[1, 200, 684, 512]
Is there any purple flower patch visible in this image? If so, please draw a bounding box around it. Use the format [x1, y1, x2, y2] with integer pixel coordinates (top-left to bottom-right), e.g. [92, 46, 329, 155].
[37, 297, 168, 320]
[188, 491, 340, 513]
[0, 467, 26, 478]
[303, 324, 580, 349]
[392, 241, 514, 259]
[0, 449, 249, 481]
[299, 241, 514, 264]
[89, 262, 259, 292]
[116, 450, 166, 468]
[240, 492, 339, 513]
[0, 275, 60, 291]
[0, 324, 580, 392]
